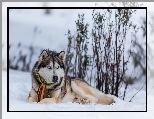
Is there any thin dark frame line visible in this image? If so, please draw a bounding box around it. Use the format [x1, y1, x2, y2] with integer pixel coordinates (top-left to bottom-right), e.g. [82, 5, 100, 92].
[7, 7, 10, 112]
[146, 7, 147, 112]
[7, 6, 147, 9]
[7, 7, 147, 112]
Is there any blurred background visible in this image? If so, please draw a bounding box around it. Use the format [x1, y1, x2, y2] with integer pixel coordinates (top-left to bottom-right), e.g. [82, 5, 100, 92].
[2, 2, 153, 101]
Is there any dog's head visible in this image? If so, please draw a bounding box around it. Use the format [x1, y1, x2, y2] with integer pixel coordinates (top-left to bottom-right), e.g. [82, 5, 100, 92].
[36, 49, 65, 84]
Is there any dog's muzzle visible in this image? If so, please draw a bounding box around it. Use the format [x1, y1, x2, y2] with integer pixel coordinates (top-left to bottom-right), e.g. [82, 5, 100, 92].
[53, 75, 58, 83]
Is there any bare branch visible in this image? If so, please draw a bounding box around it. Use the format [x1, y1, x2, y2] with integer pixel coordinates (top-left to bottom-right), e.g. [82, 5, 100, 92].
[129, 82, 146, 102]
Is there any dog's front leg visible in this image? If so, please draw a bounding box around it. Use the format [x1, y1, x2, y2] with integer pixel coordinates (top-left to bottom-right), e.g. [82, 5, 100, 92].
[27, 89, 38, 103]
[38, 97, 58, 104]
[73, 97, 90, 105]
[38, 88, 62, 104]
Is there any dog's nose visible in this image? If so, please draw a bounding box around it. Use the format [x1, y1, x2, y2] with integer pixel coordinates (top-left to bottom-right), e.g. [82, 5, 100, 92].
[53, 76, 58, 83]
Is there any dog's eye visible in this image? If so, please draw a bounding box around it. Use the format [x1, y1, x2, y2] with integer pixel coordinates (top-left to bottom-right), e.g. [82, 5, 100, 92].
[47, 66, 52, 69]
[56, 66, 59, 69]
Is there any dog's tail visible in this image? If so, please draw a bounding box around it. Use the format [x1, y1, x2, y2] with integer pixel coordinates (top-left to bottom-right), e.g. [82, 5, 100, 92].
[98, 94, 115, 105]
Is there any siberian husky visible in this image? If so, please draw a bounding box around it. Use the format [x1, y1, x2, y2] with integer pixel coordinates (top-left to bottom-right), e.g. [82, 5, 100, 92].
[27, 49, 115, 105]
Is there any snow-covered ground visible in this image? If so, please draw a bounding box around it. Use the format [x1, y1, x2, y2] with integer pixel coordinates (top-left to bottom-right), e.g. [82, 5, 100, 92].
[7, 69, 146, 111]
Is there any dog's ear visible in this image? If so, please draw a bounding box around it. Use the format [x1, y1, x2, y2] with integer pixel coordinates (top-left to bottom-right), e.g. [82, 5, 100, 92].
[58, 51, 65, 61]
[39, 49, 48, 62]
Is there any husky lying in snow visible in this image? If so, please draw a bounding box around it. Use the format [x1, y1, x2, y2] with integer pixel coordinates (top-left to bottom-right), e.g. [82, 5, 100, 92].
[27, 49, 115, 105]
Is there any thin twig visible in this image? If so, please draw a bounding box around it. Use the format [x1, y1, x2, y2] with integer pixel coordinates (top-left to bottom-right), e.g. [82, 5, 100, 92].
[148, 85, 154, 95]
[129, 82, 146, 102]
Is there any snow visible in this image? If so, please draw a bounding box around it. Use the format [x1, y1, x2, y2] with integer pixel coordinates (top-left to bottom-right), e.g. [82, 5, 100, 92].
[7, 69, 146, 111]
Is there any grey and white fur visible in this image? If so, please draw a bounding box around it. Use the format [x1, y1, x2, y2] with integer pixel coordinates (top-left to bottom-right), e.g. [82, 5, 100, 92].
[27, 49, 115, 105]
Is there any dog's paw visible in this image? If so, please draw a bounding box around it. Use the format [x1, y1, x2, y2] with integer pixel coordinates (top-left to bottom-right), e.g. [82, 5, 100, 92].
[27, 96, 34, 103]
[38, 99, 49, 104]
[80, 98, 90, 105]
[73, 98, 90, 105]
[38, 98, 56, 104]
